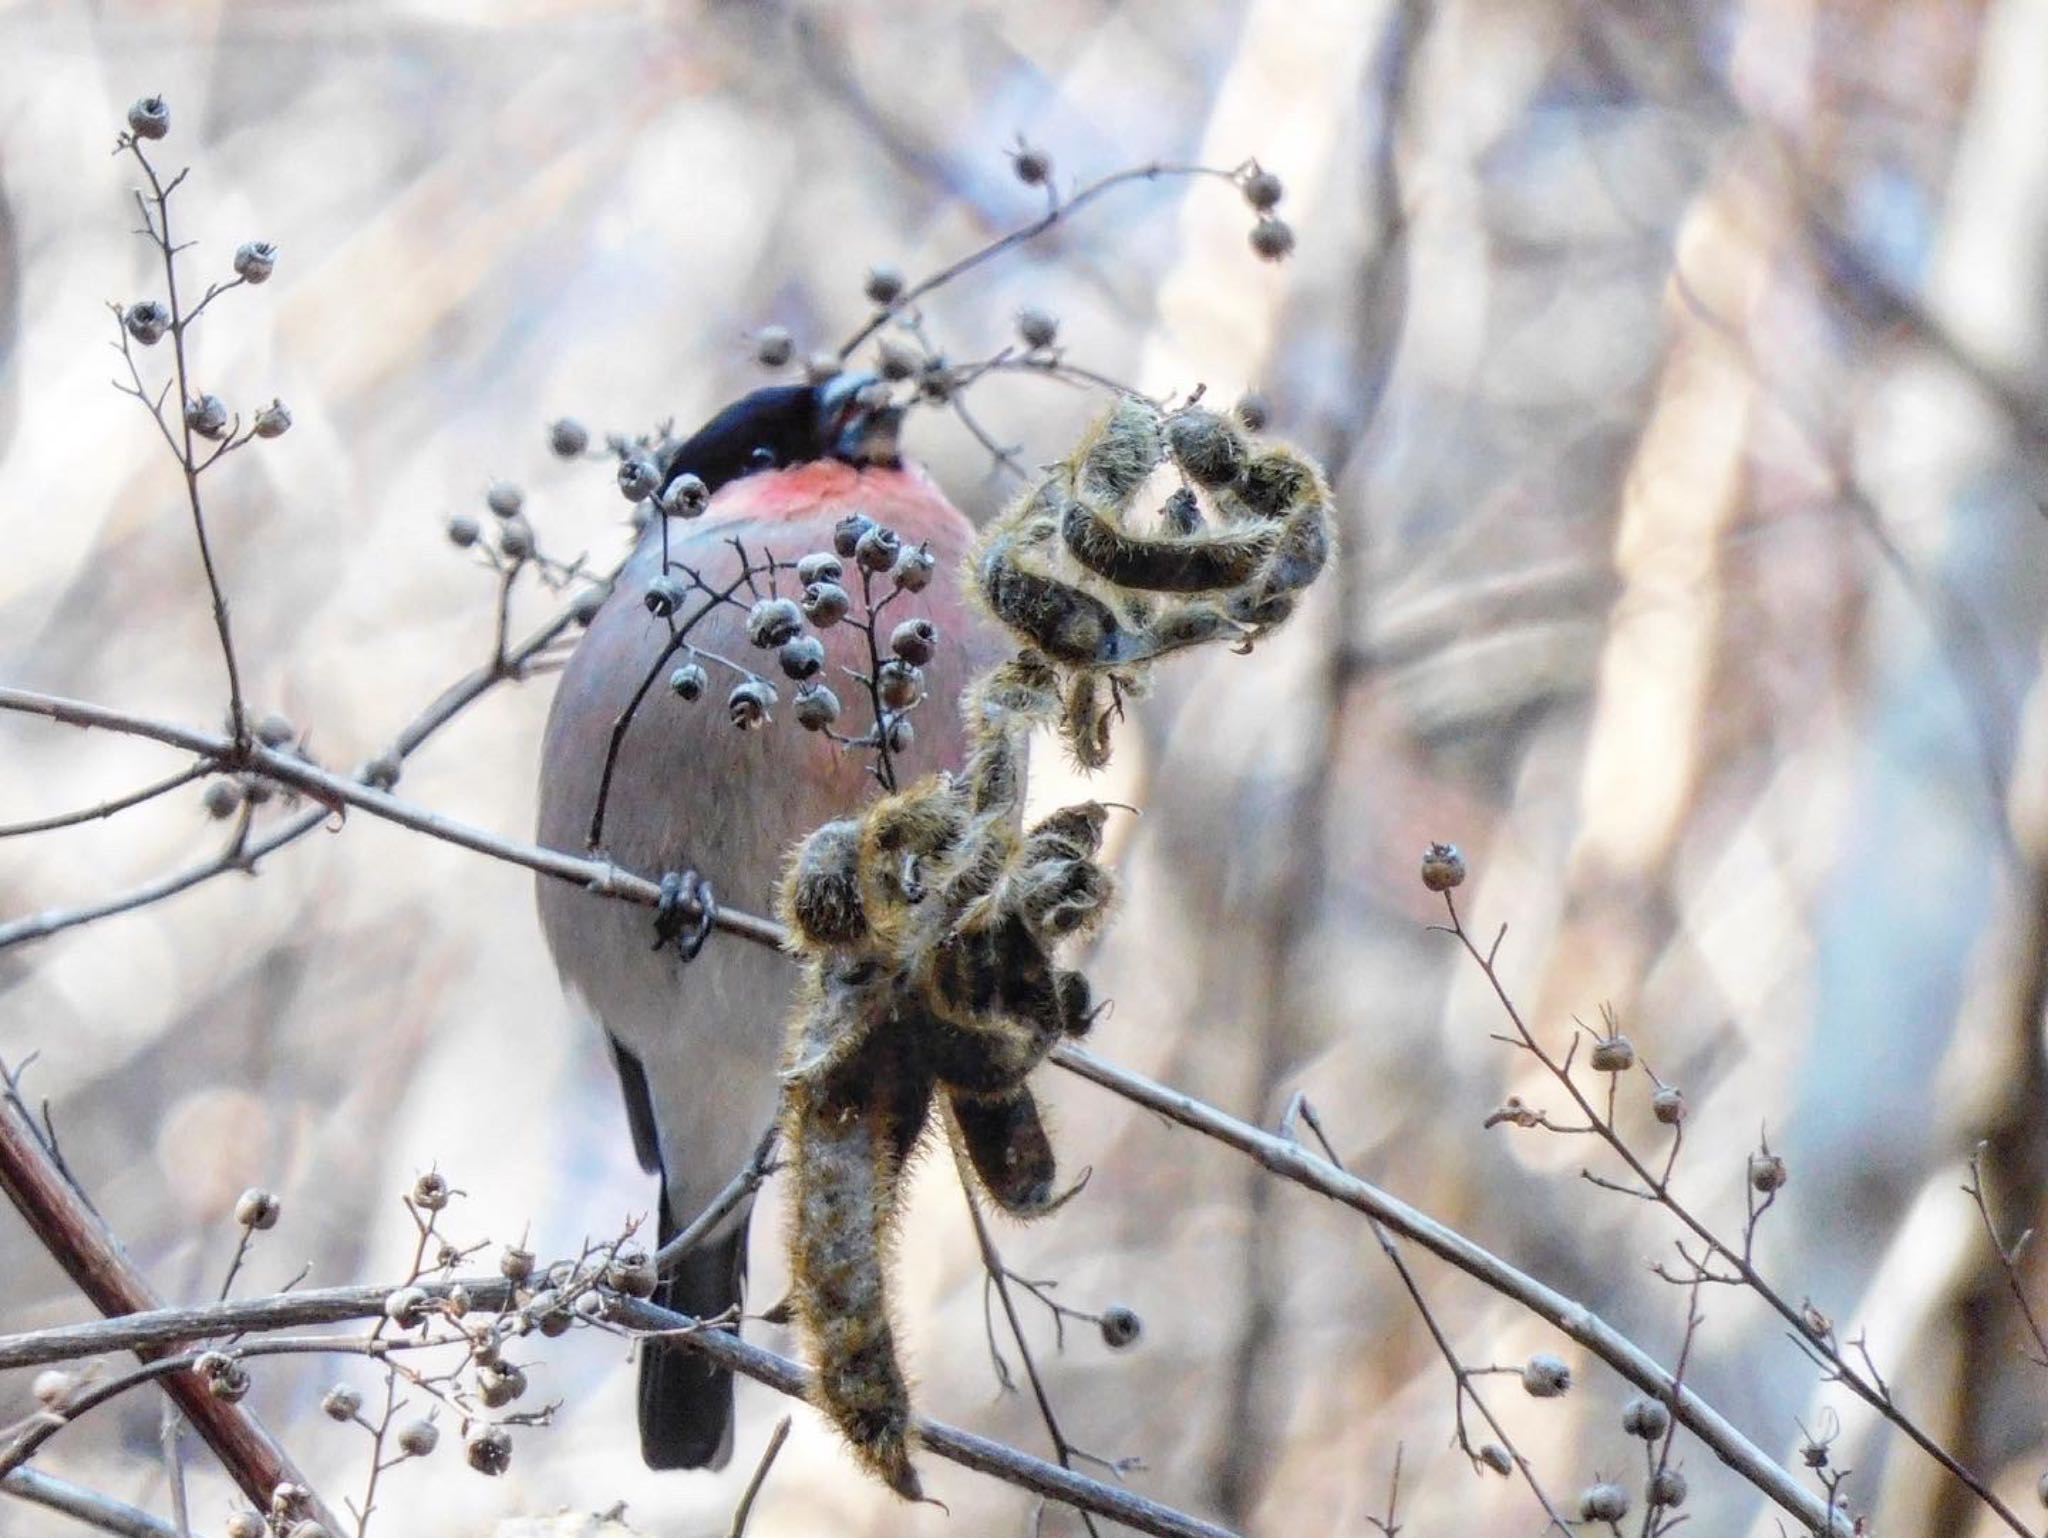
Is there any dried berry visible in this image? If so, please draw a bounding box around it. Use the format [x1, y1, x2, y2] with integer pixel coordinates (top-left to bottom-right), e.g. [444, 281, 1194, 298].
[728, 679, 776, 730]
[497, 516, 534, 561]
[618, 456, 661, 502]
[1652, 1085, 1687, 1125]
[476, 1361, 527, 1407]
[663, 472, 710, 518]
[778, 635, 826, 680]
[746, 597, 804, 649]
[466, 1427, 512, 1476]
[1249, 217, 1296, 261]
[1242, 167, 1284, 210]
[1649, 1468, 1688, 1508]
[855, 523, 902, 573]
[669, 663, 708, 702]
[396, 1419, 440, 1457]
[876, 659, 922, 710]
[1098, 1305, 1142, 1349]
[203, 779, 244, 820]
[1011, 141, 1052, 185]
[644, 575, 684, 618]
[1622, 1396, 1670, 1440]
[865, 266, 905, 306]
[1521, 1353, 1571, 1398]
[235, 1188, 281, 1229]
[1420, 842, 1466, 891]
[185, 394, 229, 441]
[1589, 1033, 1635, 1073]
[127, 95, 170, 140]
[252, 399, 292, 439]
[548, 417, 589, 458]
[754, 325, 794, 369]
[833, 513, 876, 558]
[796, 552, 843, 585]
[805, 351, 843, 384]
[411, 1171, 450, 1211]
[485, 481, 524, 518]
[446, 513, 481, 549]
[383, 1287, 429, 1328]
[1750, 1151, 1789, 1193]
[793, 683, 842, 732]
[233, 241, 278, 284]
[604, 1249, 658, 1299]
[1016, 307, 1059, 349]
[892, 544, 936, 592]
[889, 618, 938, 665]
[1578, 1483, 1629, 1522]
[124, 299, 170, 346]
[801, 581, 850, 628]
[878, 337, 920, 381]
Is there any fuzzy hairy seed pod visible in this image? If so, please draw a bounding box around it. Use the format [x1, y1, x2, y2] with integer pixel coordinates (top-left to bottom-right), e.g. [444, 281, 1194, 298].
[975, 528, 1120, 666]
[1521, 1353, 1571, 1398]
[1234, 391, 1271, 431]
[951, 1088, 1056, 1216]
[1165, 407, 1247, 488]
[781, 820, 869, 947]
[1579, 1483, 1629, 1522]
[233, 241, 278, 284]
[128, 96, 170, 139]
[124, 299, 170, 345]
[1161, 487, 1203, 536]
[235, 1187, 281, 1229]
[1059, 672, 1113, 771]
[548, 417, 589, 458]
[668, 662, 707, 701]
[1059, 492, 1276, 595]
[746, 597, 804, 649]
[784, 1048, 933, 1501]
[465, 1427, 512, 1476]
[1072, 397, 1163, 504]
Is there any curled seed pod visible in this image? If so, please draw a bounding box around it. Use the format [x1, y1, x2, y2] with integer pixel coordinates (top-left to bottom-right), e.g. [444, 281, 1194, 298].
[446, 513, 481, 549]
[128, 95, 170, 140]
[779, 635, 826, 680]
[1589, 1034, 1635, 1073]
[32, 1369, 77, 1411]
[876, 660, 923, 710]
[865, 266, 905, 305]
[466, 1427, 512, 1476]
[1249, 216, 1296, 261]
[321, 1384, 362, 1421]
[728, 679, 777, 730]
[669, 663, 708, 701]
[663, 472, 710, 517]
[1161, 486, 1204, 536]
[203, 779, 244, 819]
[496, 516, 534, 560]
[878, 337, 920, 381]
[1750, 1151, 1789, 1193]
[411, 1171, 450, 1211]
[1652, 1085, 1687, 1124]
[185, 394, 229, 440]
[805, 351, 843, 384]
[1478, 1443, 1514, 1477]
[1578, 1484, 1629, 1522]
[747, 597, 805, 649]
[833, 513, 876, 558]
[1242, 167, 1284, 210]
[1521, 1353, 1571, 1398]
[644, 575, 684, 618]
[605, 1249, 658, 1299]
[383, 1287, 429, 1328]
[893, 544, 936, 592]
[1420, 842, 1466, 891]
[1622, 1396, 1670, 1440]
[548, 417, 589, 458]
[396, 1419, 440, 1457]
[1098, 1306, 1142, 1349]
[476, 1362, 527, 1407]
[235, 1187, 281, 1230]
[797, 552, 844, 585]
[252, 399, 292, 438]
[617, 456, 661, 502]
[570, 584, 607, 625]
[802, 581, 851, 627]
[754, 325, 794, 368]
[124, 299, 170, 345]
[1165, 407, 1246, 488]
[1016, 306, 1059, 349]
[1649, 1468, 1688, 1508]
[855, 523, 902, 573]
[499, 1244, 535, 1282]
[233, 241, 278, 284]
[889, 618, 937, 665]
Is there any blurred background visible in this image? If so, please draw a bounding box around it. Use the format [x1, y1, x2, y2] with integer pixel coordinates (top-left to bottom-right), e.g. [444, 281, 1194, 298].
[3, 0, 2047, 1534]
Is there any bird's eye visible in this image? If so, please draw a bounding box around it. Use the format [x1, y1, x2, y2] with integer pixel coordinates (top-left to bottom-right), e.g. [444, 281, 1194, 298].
[748, 445, 776, 471]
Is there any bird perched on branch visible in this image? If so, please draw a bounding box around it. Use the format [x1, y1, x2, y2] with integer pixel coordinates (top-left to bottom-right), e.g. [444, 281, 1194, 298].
[534, 376, 1002, 1470]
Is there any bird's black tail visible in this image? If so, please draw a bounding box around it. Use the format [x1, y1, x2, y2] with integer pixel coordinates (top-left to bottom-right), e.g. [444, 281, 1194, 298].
[639, 1190, 748, 1470]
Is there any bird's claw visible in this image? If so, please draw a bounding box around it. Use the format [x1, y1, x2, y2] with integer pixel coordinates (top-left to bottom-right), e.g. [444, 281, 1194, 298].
[653, 869, 718, 961]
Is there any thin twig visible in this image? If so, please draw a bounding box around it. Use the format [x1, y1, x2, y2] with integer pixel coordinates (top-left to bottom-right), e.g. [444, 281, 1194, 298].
[725, 1415, 792, 1538]
[2, 1466, 179, 1538]
[0, 762, 210, 839]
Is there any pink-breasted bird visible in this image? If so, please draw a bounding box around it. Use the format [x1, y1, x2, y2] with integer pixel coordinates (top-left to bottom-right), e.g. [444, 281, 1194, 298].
[535, 378, 1002, 1469]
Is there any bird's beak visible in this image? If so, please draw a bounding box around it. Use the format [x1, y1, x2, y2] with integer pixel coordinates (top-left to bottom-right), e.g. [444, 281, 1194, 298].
[820, 372, 904, 469]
